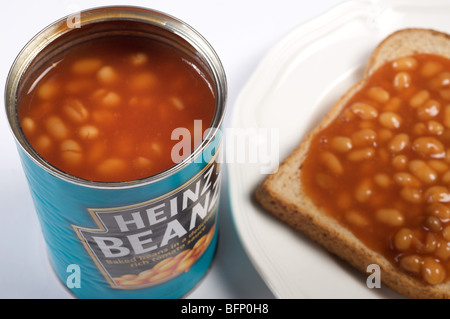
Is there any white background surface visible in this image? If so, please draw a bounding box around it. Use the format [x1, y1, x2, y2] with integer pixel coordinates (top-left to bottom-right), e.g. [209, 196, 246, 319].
[0, 0, 345, 298]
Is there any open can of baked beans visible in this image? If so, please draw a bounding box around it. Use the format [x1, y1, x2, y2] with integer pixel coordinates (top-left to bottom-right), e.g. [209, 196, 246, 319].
[5, 6, 226, 298]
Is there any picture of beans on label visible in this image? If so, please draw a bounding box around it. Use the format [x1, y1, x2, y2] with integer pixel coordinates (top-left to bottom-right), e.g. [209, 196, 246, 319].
[73, 154, 222, 290]
[113, 225, 216, 288]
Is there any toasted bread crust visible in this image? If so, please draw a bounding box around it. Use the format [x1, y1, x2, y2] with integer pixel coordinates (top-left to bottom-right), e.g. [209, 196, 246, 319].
[255, 28, 450, 299]
[366, 28, 450, 77]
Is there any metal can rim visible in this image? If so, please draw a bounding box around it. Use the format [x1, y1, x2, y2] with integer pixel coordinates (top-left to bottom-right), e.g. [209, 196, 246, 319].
[4, 5, 227, 189]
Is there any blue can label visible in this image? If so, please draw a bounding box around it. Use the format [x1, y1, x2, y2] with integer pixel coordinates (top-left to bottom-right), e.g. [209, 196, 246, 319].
[72, 160, 221, 289]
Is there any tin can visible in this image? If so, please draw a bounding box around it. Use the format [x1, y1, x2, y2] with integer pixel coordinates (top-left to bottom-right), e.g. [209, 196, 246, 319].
[5, 6, 226, 299]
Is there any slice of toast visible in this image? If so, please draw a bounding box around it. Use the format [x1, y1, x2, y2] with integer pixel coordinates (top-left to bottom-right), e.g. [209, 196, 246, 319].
[255, 28, 450, 299]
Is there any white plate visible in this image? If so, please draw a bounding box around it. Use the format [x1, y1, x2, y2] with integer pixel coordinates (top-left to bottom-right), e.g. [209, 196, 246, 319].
[227, 0, 450, 299]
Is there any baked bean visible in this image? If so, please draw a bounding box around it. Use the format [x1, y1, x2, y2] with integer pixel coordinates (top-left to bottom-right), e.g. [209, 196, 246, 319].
[128, 96, 140, 108]
[170, 96, 185, 111]
[21, 117, 35, 135]
[315, 172, 336, 190]
[330, 136, 353, 153]
[129, 52, 148, 66]
[417, 99, 440, 120]
[152, 257, 174, 271]
[97, 158, 127, 177]
[444, 105, 450, 128]
[377, 128, 393, 143]
[174, 256, 196, 273]
[60, 139, 81, 152]
[400, 187, 423, 203]
[383, 97, 402, 112]
[355, 178, 373, 203]
[375, 208, 404, 226]
[101, 91, 122, 108]
[427, 160, 449, 173]
[442, 171, 450, 184]
[409, 160, 438, 184]
[345, 210, 369, 227]
[421, 61, 443, 78]
[148, 270, 173, 283]
[130, 72, 158, 92]
[340, 108, 355, 122]
[412, 137, 445, 158]
[443, 226, 450, 241]
[320, 152, 343, 175]
[347, 147, 375, 162]
[45, 116, 68, 140]
[388, 133, 410, 153]
[336, 192, 352, 210]
[413, 122, 427, 135]
[133, 156, 152, 170]
[37, 81, 60, 101]
[35, 135, 52, 153]
[173, 249, 192, 263]
[392, 57, 418, 71]
[367, 87, 390, 103]
[440, 89, 450, 101]
[137, 268, 157, 281]
[119, 275, 139, 285]
[351, 102, 378, 120]
[78, 125, 99, 140]
[112, 277, 123, 285]
[72, 58, 102, 75]
[409, 89, 430, 107]
[92, 110, 117, 127]
[421, 233, 438, 254]
[427, 120, 444, 135]
[351, 128, 376, 147]
[421, 257, 446, 285]
[446, 149, 450, 164]
[60, 139, 83, 166]
[439, 128, 450, 140]
[62, 98, 89, 123]
[150, 142, 162, 156]
[424, 215, 442, 232]
[193, 234, 207, 250]
[374, 173, 391, 188]
[429, 72, 450, 89]
[393, 172, 421, 187]
[157, 257, 179, 273]
[426, 203, 450, 221]
[61, 151, 83, 166]
[435, 240, 450, 261]
[393, 72, 411, 90]
[392, 155, 408, 170]
[399, 255, 422, 274]
[348, 149, 372, 163]
[379, 112, 402, 129]
[177, 253, 196, 272]
[393, 228, 414, 251]
[97, 66, 119, 86]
